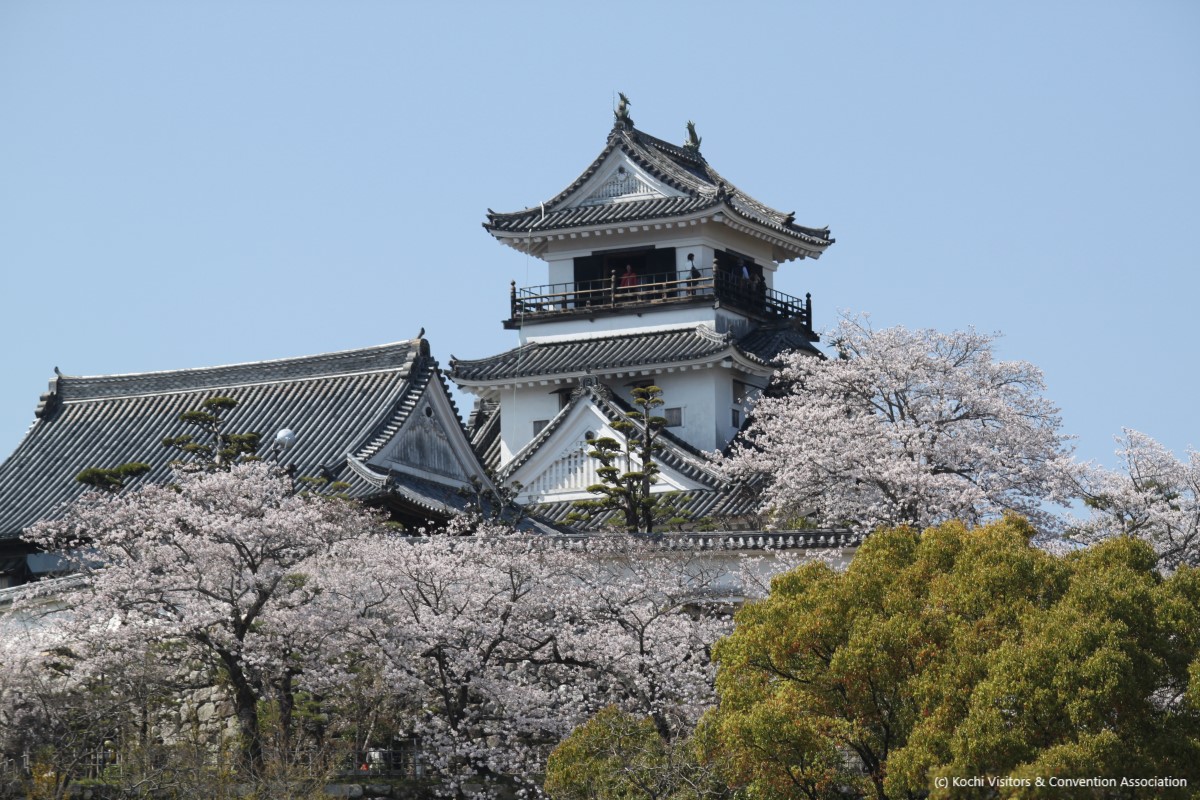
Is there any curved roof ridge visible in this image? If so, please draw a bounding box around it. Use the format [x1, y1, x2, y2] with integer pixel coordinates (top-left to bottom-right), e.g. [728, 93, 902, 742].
[632, 127, 707, 167]
[483, 121, 834, 257]
[496, 394, 579, 481]
[350, 354, 437, 463]
[616, 127, 711, 197]
[452, 324, 706, 367]
[502, 129, 626, 221]
[450, 326, 746, 384]
[54, 340, 421, 402]
[592, 392, 726, 485]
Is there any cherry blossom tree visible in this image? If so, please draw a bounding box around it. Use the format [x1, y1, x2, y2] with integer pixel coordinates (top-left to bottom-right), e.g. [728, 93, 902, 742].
[318, 528, 740, 796]
[1073, 430, 1200, 570]
[721, 316, 1073, 533]
[554, 538, 731, 742]
[19, 462, 382, 781]
[7, 463, 790, 796]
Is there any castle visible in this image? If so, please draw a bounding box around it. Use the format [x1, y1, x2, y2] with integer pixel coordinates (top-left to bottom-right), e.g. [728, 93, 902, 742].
[0, 99, 839, 589]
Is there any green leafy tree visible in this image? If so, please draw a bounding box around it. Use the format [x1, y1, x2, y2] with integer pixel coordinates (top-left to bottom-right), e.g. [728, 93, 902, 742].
[545, 706, 728, 800]
[570, 385, 677, 534]
[74, 461, 151, 492]
[161, 396, 261, 469]
[703, 517, 1200, 799]
[73, 397, 259, 491]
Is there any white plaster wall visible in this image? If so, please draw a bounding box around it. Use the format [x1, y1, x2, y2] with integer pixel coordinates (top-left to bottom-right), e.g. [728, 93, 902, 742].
[635, 367, 724, 453]
[499, 384, 569, 463]
[547, 257, 574, 286]
[520, 307, 720, 343]
[497, 363, 754, 464]
[538, 225, 778, 273]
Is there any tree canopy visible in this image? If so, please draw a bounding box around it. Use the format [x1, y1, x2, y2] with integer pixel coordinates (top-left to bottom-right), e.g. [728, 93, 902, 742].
[703, 517, 1200, 799]
[544, 706, 727, 800]
[570, 385, 679, 533]
[1074, 429, 1200, 570]
[722, 318, 1072, 533]
[7, 466, 748, 797]
[21, 462, 381, 781]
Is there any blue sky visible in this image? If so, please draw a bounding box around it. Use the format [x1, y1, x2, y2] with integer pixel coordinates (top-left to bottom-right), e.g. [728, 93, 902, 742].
[1, 1, 1197, 472]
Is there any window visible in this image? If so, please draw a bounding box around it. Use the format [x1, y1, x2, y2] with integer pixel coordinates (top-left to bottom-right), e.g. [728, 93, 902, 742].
[733, 380, 748, 404]
[533, 420, 549, 436]
[555, 389, 572, 410]
[732, 408, 741, 429]
[663, 407, 683, 428]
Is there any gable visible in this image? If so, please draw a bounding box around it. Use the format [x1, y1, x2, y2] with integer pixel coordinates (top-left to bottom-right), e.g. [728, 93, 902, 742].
[562, 152, 686, 210]
[365, 378, 484, 489]
[506, 401, 707, 504]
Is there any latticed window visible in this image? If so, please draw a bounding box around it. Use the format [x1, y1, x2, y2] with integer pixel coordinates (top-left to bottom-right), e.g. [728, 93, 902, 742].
[664, 407, 683, 428]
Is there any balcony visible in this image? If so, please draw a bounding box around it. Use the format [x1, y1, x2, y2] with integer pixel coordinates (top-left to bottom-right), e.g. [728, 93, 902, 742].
[505, 268, 813, 333]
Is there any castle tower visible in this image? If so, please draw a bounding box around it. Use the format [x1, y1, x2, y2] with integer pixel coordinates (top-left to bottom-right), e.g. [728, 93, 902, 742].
[451, 99, 833, 511]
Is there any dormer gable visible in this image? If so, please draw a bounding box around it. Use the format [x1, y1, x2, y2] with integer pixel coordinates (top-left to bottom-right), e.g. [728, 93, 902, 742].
[564, 153, 687, 209]
[364, 375, 483, 489]
[503, 397, 706, 504]
[484, 99, 834, 262]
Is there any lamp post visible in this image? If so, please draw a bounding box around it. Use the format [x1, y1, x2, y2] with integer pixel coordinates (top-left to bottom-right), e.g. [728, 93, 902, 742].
[272, 428, 298, 490]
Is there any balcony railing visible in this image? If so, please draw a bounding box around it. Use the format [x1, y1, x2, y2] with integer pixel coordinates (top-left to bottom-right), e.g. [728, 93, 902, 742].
[507, 268, 813, 333]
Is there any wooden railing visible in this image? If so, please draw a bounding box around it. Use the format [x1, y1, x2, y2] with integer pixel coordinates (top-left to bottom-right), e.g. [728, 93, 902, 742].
[508, 268, 813, 331]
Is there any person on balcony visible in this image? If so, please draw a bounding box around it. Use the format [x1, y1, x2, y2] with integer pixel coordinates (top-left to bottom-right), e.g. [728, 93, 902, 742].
[619, 264, 638, 294]
[687, 253, 701, 296]
[751, 272, 766, 309]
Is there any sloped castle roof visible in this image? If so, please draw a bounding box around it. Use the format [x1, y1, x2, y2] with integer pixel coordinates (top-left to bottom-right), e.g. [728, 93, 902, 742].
[491, 382, 763, 528]
[0, 339, 487, 550]
[484, 114, 834, 262]
[450, 323, 819, 387]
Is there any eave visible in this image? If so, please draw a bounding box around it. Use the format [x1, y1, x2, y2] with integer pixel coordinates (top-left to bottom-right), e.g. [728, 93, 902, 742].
[487, 200, 832, 262]
[451, 347, 774, 395]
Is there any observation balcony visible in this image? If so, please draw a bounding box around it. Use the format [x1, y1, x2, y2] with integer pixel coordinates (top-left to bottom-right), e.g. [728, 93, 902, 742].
[505, 268, 813, 333]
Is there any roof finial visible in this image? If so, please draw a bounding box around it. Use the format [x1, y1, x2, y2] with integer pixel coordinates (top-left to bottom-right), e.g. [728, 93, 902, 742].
[684, 120, 702, 152]
[614, 92, 633, 129]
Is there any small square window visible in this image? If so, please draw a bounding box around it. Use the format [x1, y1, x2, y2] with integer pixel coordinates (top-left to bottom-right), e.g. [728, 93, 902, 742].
[533, 420, 549, 436]
[733, 380, 748, 404]
[663, 407, 683, 428]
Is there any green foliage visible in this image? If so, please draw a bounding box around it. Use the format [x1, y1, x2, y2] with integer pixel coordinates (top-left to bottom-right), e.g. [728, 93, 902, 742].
[568, 386, 679, 534]
[545, 706, 728, 800]
[162, 396, 261, 469]
[705, 518, 1200, 799]
[74, 462, 151, 492]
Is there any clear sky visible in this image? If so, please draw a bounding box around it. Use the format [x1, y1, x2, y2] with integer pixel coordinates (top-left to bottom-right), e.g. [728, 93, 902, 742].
[1, 1, 1197, 472]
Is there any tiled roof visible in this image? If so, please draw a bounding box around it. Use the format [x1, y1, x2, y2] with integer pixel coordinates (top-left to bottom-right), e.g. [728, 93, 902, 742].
[486, 196, 716, 235]
[532, 489, 760, 530]
[484, 123, 833, 253]
[0, 340, 476, 542]
[736, 322, 824, 362]
[466, 400, 502, 473]
[450, 326, 765, 385]
[496, 383, 728, 494]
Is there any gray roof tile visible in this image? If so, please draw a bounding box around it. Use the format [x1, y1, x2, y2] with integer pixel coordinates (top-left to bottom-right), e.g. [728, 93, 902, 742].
[0, 340, 478, 541]
[484, 123, 833, 252]
[450, 326, 760, 384]
[736, 323, 823, 362]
